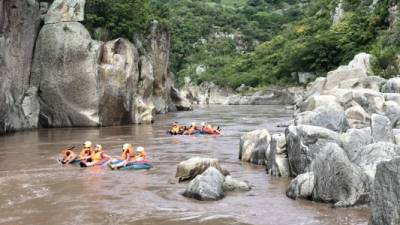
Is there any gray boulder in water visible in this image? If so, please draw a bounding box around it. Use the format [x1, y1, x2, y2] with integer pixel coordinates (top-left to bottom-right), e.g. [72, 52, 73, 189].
[223, 176, 251, 192]
[286, 125, 341, 176]
[311, 143, 369, 207]
[369, 158, 400, 225]
[286, 172, 315, 200]
[176, 157, 227, 182]
[183, 167, 225, 201]
[239, 129, 271, 165]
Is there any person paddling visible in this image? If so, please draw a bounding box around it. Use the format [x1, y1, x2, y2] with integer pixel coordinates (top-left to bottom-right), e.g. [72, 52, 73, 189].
[109, 143, 135, 170]
[79, 141, 93, 161]
[84, 144, 110, 167]
[169, 122, 183, 135]
[61, 146, 78, 164]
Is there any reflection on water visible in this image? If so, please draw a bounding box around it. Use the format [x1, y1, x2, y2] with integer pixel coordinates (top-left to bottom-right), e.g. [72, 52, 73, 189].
[0, 105, 368, 225]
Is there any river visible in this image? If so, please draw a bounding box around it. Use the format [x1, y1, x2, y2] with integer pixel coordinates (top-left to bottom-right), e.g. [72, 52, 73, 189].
[0, 105, 368, 225]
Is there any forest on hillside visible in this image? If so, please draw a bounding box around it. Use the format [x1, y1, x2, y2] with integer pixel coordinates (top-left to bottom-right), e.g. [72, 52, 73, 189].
[84, 0, 400, 88]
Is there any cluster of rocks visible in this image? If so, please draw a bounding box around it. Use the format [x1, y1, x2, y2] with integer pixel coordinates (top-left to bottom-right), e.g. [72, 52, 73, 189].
[176, 157, 251, 201]
[239, 53, 400, 222]
[180, 78, 303, 106]
[0, 0, 191, 134]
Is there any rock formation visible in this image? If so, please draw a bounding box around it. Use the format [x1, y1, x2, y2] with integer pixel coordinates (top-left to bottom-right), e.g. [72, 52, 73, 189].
[0, 0, 191, 134]
[0, 0, 41, 134]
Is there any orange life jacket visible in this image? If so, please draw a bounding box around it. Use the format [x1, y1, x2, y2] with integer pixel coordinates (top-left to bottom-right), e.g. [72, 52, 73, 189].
[91, 151, 104, 163]
[120, 148, 133, 160]
[80, 148, 92, 159]
[171, 125, 181, 133]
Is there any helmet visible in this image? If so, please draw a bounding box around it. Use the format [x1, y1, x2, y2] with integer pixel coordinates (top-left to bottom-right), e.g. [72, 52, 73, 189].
[95, 144, 102, 151]
[137, 146, 145, 152]
[122, 143, 132, 151]
[83, 141, 92, 148]
[191, 122, 196, 127]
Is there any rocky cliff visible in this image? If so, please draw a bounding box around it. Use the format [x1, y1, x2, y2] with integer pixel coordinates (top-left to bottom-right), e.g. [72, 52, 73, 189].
[0, 0, 41, 134]
[0, 0, 190, 134]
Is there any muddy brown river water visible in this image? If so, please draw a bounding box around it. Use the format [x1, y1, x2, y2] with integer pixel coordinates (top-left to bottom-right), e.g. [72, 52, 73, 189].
[0, 105, 368, 225]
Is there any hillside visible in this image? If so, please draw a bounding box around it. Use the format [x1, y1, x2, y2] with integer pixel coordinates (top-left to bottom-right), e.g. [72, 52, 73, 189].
[84, 0, 400, 88]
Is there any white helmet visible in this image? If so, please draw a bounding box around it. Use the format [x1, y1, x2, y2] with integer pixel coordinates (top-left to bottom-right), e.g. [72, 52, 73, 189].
[137, 146, 145, 152]
[83, 141, 92, 148]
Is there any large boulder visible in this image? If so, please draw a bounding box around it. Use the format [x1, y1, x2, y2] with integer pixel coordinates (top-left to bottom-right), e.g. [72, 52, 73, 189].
[170, 86, 192, 111]
[345, 101, 371, 128]
[382, 77, 400, 93]
[306, 77, 326, 95]
[286, 172, 315, 200]
[176, 157, 227, 182]
[0, 0, 41, 134]
[353, 76, 386, 92]
[383, 101, 400, 128]
[341, 128, 372, 161]
[286, 125, 341, 176]
[147, 21, 172, 114]
[183, 167, 225, 201]
[324, 53, 372, 90]
[311, 143, 369, 207]
[267, 133, 290, 177]
[31, 22, 102, 127]
[133, 55, 156, 124]
[98, 38, 139, 126]
[239, 129, 271, 165]
[44, 0, 85, 24]
[369, 158, 400, 225]
[295, 103, 350, 132]
[384, 93, 400, 105]
[371, 114, 394, 143]
[352, 142, 400, 186]
[299, 94, 339, 112]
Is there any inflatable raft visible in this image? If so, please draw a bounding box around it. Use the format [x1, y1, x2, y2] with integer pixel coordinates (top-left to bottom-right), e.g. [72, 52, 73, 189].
[108, 160, 153, 170]
[79, 158, 110, 168]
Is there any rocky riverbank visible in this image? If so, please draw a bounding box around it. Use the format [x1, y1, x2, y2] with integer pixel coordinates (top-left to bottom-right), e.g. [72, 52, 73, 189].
[0, 0, 190, 135]
[180, 79, 304, 106]
[238, 53, 400, 221]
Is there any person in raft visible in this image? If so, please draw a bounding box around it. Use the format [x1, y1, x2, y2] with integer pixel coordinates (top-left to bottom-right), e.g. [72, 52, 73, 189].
[135, 146, 147, 162]
[169, 122, 184, 135]
[79, 141, 93, 161]
[61, 146, 78, 164]
[183, 122, 199, 135]
[109, 143, 135, 169]
[84, 144, 110, 167]
[201, 122, 221, 134]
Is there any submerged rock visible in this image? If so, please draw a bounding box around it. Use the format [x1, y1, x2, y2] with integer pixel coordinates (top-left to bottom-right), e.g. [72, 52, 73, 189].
[239, 129, 271, 165]
[176, 157, 227, 182]
[223, 176, 251, 192]
[369, 158, 400, 225]
[183, 167, 225, 201]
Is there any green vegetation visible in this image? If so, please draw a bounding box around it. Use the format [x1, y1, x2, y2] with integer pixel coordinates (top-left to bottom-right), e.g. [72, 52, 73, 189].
[84, 0, 400, 88]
